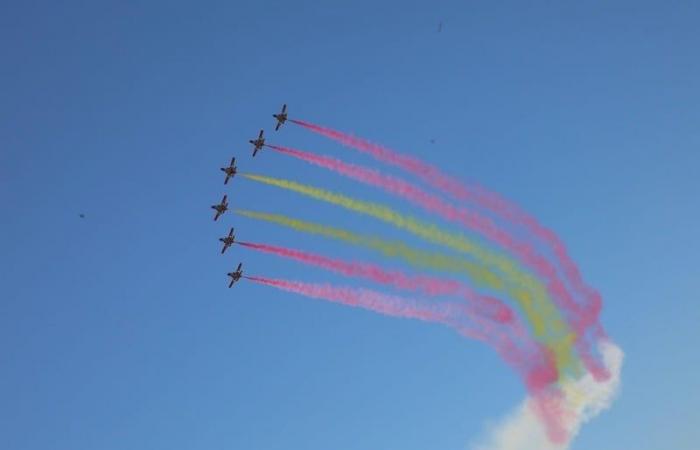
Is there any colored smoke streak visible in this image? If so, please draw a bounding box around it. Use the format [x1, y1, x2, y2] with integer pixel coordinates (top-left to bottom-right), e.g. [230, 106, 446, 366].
[241, 172, 578, 376]
[290, 119, 603, 328]
[245, 275, 567, 442]
[288, 120, 608, 381]
[245, 275, 469, 330]
[235, 208, 503, 288]
[269, 145, 588, 333]
[236, 210, 578, 382]
[237, 240, 514, 324]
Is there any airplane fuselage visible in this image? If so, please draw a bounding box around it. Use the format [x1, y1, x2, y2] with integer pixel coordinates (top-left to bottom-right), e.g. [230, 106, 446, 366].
[228, 272, 242, 286]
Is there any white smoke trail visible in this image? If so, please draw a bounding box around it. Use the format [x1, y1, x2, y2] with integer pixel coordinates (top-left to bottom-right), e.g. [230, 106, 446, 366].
[471, 341, 623, 450]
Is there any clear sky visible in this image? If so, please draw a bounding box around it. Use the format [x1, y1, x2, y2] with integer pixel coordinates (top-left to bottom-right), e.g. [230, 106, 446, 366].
[2, 1, 699, 449]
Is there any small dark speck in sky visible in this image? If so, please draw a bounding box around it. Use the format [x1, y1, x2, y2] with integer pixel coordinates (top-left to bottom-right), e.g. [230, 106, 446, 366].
[79, 214, 85, 218]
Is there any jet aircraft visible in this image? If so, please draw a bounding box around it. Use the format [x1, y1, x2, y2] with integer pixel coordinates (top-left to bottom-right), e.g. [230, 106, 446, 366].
[219, 227, 236, 254]
[249, 130, 265, 157]
[227, 263, 243, 287]
[273, 104, 288, 131]
[211, 194, 228, 221]
[220, 157, 237, 184]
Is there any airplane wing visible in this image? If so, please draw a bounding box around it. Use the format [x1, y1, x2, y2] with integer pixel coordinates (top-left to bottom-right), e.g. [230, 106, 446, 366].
[253, 148, 259, 157]
[275, 122, 281, 131]
[237, 263, 242, 271]
[229, 279, 234, 288]
[222, 195, 228, 204]
[230, 157, 236, 166]
[214, 211, 221, 221]
[224, 174, 230, 185]
[229, 227, 234, 237]
[258, 129, 264, 139]
[282, 104, 287, 114]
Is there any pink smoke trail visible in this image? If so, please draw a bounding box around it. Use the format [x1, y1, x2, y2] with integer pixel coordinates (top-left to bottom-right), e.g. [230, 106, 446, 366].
[245, 275, 457, 324]
[239, 242, 566, 393]
[289, 119, 601, 321]
[245, 275, 567, 443]
[267, 145, 601, 361]
[267, 145, 581, 321]
[238, 240, 514, 324]
[287, 120, 608, 380]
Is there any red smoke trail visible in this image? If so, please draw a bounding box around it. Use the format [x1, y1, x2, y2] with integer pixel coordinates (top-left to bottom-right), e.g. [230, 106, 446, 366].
[269, 144, 607, 379]
[245, 275, 567, 442]
[288, 120, 608, 380]
[289, 119, 600, 319]
[244, 275, 556, 389]
[238, 240, 514, 325]
[239, 242, 562, 390]
[244, 274, 478, 334]
[268, 145, 588, 331]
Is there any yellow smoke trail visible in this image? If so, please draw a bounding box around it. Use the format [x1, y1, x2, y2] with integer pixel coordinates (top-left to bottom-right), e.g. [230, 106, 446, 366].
[241, 174, 561, 325]
[235, 208, 502, 289]
[242, 174, 524, 278]
[236, 205, 579, 375]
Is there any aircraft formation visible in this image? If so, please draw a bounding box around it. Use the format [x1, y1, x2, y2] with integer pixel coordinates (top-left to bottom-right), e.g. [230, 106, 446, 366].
[211, 104, 288, 287]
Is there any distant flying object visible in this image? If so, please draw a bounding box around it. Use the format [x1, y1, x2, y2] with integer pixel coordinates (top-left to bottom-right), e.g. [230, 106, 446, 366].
[249, 129, 265, 157]
[227, 263, 243, 287]
[211, 194, 228, 221]
[272, 104, 288, 131]
[219, 227, 236, 254]
[79, 213, 85, 218]
[220, 157, 237, 184]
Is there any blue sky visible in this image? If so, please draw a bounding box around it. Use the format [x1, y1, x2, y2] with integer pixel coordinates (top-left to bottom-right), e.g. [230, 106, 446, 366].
[1, 1, 699, 449]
